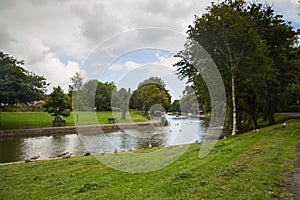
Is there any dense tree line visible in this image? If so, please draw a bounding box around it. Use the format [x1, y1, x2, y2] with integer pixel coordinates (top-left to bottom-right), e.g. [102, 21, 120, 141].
[70, 75, 171, 118]
[0, 53, 172, 119]
[175, 0, 300, 134]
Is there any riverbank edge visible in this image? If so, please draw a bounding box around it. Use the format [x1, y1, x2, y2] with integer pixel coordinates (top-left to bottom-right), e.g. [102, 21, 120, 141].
[0, 122, 159, 137]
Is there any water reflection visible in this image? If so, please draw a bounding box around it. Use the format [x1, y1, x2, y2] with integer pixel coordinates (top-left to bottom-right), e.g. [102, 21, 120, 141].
[0, 116, 208, 163]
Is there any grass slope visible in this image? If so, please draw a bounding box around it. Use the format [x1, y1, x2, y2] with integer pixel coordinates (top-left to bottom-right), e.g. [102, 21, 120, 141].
[0, 120, 299, 199]
[0, 111, 148, 130]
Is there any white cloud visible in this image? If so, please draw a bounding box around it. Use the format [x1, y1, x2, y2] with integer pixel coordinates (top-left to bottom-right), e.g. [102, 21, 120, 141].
[124, 61, 140, 70]
[0, 0, 298, 95]
[27, 51, 81, 91]
[273, 0, 300, 25]
[109, 64, 123, 71]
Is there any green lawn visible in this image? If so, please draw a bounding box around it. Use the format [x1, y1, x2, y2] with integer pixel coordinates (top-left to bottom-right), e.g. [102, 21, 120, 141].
[0, 111, 148, 130]
[0, 119, 299, 199]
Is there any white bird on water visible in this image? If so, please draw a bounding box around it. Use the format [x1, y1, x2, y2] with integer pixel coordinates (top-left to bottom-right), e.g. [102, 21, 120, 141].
[62, 153, 72, 158]
[30, 155, 40, 160]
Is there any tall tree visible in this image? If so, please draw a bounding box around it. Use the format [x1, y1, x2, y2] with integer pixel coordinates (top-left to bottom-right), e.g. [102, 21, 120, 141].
[248, 3, 298, 124]
[112, 88, 131, 120]
[70, 72, 84, 111]
[95, 81, 116, 111]
[0, 51, 48, 105]
[179, 86, 200, 114]
[175, 0, 272, 134]
[170, 99, 181, 113]
[82, 80, 98, 111]
[70, 72, 83, 92]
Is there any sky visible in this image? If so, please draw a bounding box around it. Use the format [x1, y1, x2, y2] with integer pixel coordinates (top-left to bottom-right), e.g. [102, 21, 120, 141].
[0, 0, 299, 100]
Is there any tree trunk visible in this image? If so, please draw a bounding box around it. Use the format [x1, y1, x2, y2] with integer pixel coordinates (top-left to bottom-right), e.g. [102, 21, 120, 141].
[250, 112, 258, 130]
[231, 74, 237, 135]
[121, 107, 126, 120]
[268, 113, 275, 125]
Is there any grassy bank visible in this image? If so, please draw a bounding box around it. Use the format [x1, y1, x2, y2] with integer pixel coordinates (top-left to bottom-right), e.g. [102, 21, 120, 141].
[0, 119, 299, 199]
[0, 111, 148, 130]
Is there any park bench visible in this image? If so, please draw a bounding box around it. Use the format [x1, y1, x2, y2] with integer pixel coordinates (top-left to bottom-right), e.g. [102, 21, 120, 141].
[108, 118, 117, 123]
[52, 120, 66, 126]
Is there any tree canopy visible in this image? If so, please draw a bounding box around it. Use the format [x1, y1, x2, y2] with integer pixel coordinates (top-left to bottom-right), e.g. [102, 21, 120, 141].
[175, 0, 299, 134]
[112, 88, 131, 120]
[95, 81, 116, 111]
[130, 77, 171, 116]
[0, 51, 48, 105]
[43, 86, 71, 120]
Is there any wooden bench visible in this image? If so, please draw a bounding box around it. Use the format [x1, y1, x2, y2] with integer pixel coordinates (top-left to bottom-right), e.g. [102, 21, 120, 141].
[108, 118, 117, 123]
[52, 120, 66, 126]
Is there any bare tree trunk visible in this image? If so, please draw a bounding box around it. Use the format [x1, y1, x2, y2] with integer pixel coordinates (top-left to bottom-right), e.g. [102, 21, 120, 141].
[250, 112, 258, 130]
[231, 74, 237, 135]
[121, 107, 126, 120]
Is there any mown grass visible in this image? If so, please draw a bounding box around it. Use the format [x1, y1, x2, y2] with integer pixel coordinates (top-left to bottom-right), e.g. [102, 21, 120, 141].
[0, 111, 148, 130]
[0, 119, 299, 199]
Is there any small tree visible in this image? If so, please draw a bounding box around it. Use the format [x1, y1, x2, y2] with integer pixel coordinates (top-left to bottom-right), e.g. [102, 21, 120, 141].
[43, 86, 71, 121]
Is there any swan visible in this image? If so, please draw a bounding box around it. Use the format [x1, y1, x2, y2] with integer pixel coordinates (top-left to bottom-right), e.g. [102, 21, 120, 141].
[62, 153, 72, 158]
[58, 152, 69, 157]
[30, 155, 40, 160]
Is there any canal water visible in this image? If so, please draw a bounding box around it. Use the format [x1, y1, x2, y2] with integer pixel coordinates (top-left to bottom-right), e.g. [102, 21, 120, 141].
[0, 115, 209, 163]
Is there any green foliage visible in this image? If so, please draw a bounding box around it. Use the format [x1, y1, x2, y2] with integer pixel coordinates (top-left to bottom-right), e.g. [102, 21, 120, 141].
[179, 86, 202, 114]
[95, 81, 116, 111]
[170, 100, 181, 113]
[248, 3, 299, 125]
[175, 0, 299, 133]
[70, 72, 84, 92]
[81, 79, 98, 110]
[0, 120, 299, 199]
[137, 76, 166, 88]
[43, 86, 71, 120]
[0, 51, 48, 105]
[130, 78, 171, 116]
[112, 88, 131, 120]
[72, 79, 116, 112]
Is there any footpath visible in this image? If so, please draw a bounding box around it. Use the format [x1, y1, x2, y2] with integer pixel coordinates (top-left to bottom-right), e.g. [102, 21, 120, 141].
[284, 113, 300, 200]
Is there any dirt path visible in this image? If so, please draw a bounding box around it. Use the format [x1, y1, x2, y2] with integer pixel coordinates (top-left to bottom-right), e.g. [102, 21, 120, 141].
[284, 113, 300, 200]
